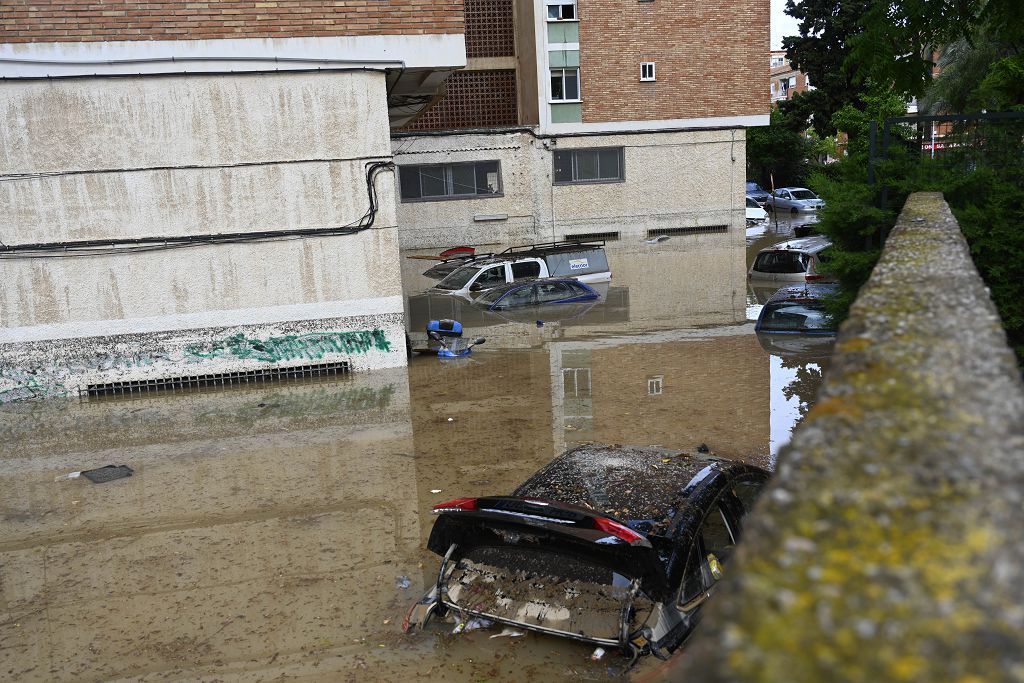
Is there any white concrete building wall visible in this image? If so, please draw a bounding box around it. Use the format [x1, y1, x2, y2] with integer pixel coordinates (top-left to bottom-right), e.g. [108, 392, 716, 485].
[392, 128, 747, 250]
[392, 132, 548, 248]
[0, 71, 406, 401]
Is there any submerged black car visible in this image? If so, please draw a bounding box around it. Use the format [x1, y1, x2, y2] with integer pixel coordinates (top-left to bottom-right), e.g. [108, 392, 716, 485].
[404, 445, 768, 659]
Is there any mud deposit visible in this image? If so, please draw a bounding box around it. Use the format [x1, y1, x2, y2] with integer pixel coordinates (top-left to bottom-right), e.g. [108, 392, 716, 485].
[1, 223, 830, 681]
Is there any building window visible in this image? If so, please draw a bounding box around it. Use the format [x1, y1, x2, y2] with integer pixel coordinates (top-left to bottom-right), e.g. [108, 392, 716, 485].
[647, 375, 663, 395]
[546, 0, 576, 20]
[640, 62, 656, 81]
[553, 148, 624, 184]
[399, 161, 502, 201]
[550, 67, 581, 101]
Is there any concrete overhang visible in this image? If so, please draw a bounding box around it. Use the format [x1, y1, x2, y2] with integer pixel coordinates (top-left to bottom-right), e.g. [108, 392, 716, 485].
[0, 34, 466, 128]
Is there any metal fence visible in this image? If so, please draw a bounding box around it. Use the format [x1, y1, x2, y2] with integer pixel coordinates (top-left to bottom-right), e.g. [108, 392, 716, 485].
[869, 111, 1024, 213]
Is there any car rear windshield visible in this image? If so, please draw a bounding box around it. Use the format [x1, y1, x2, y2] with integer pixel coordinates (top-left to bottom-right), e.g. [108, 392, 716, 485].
[760, 302, 831, 330]
[443, 546, 653, 643]
[753, 251, 810, 274]
[790, 190, 818, 200]
[512, 445, 710, 535]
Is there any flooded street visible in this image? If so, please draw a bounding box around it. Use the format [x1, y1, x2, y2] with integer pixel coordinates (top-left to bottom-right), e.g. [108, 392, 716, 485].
[1, 217, 830, 682]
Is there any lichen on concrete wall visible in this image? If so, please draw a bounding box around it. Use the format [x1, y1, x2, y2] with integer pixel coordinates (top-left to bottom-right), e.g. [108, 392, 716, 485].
[672, 193, 1024, 682]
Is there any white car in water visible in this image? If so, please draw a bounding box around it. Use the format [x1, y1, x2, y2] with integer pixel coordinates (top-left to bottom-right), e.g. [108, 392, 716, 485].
[766, 187, 825, 213]
[746, 196, 768, 224]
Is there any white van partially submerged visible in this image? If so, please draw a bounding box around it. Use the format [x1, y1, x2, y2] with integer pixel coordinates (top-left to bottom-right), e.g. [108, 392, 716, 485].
[428, 241, 611, 297]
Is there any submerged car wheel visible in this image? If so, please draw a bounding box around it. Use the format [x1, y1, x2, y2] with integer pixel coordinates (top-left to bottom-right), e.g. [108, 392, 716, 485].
[790, 207, 798, 215]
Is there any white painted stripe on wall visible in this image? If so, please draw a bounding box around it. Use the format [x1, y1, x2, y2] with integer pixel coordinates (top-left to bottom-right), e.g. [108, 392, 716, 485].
[0, 295, 405, 344]
[0, 34, 466, 78]
[542, 113, 770, 135]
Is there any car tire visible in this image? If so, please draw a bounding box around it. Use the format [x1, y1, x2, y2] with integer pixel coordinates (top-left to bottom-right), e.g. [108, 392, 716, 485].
[791, 208, 798, 215]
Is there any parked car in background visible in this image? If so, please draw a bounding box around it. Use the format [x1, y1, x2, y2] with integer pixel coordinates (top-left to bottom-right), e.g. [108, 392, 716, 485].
[472, 277, 599, 310]
[745, 181, 771, 205]
[755, 283, 837, 335]
[429, 241, 611, 297]
[746, 196, 768, 224]
[404, 444, 769, 659]
[766, 187, 825, 213]
[748, 236, 834, 284]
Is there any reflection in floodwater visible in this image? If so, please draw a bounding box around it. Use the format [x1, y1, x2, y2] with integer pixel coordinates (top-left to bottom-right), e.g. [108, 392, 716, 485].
[1, 225, 832, 681]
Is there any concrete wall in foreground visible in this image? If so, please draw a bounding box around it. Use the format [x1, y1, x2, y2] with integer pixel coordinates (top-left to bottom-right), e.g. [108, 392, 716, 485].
[674, 193, 1024, 682]
[392, 128, 747, 249]
[0, 71, 406, 401]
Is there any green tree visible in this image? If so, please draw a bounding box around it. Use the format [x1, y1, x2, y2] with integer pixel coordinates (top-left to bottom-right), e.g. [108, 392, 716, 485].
[780, 0, 872, 136]
[745, 108, 815, 189]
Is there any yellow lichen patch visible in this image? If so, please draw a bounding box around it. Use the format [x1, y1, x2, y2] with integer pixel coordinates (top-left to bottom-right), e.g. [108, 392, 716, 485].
[723, 497, 999, 683]
[838, 337, 873, 354]
[804, 397, 863, 423]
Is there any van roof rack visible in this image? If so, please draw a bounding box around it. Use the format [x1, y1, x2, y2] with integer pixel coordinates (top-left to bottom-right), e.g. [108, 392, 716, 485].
[498, 239, 606, 256]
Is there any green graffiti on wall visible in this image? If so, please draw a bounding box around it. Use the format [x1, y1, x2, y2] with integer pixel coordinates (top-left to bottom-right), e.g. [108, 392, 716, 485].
[185, 329, 392, 363]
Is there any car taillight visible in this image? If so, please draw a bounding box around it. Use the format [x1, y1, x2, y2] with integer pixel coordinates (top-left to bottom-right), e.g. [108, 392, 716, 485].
[593, 517, 643, 543]
[805, 273, 824, 281]
[432, 497, 478, 513]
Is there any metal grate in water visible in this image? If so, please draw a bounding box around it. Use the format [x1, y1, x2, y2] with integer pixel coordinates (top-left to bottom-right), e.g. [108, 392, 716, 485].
[81, 361, 350, 398]
[647, 225, 729, 237]
[564, 231, 620, 242]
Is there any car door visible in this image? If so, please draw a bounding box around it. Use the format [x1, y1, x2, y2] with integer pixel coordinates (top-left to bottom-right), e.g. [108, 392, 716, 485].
[470, 264, 508, 292]
[675, 477, 763, 618]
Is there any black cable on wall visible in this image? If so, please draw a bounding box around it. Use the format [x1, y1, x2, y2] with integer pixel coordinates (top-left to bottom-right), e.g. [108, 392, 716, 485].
[0, 160, 395, 259]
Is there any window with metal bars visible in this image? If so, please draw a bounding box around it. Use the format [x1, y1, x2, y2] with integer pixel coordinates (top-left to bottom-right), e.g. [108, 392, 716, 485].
[553, 148, 624, 184]
[399, 161, 503, 201]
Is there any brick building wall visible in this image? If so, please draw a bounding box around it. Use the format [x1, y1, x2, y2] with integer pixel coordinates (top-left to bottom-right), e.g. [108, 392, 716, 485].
[578, 0, 767, 123]
[400, 0, 518, 130]
[0, 0, 464, 43]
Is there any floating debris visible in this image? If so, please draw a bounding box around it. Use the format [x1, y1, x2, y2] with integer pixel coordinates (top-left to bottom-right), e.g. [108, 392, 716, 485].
[591, 647, 606, 661]
[490, 628, 525, 639]
[452, 618, 492, 634]
[81, 465, 134, 484]
[643, 235, 670, 244]
[56, 465, 134, 484]
[396, 576, 412, 590]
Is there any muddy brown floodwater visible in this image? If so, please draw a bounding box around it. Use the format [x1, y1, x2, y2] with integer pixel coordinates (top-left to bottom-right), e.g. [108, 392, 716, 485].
[0, 217, 830, 682]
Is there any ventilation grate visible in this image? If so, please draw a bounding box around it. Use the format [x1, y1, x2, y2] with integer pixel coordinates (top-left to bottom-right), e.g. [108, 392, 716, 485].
[647, 225, 729, 237]
[81, 362, 350, 398]
[565, 231, 620, 242]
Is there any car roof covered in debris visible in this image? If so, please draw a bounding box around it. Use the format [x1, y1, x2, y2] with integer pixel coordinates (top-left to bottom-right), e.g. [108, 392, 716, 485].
[511, 444, 729, 529]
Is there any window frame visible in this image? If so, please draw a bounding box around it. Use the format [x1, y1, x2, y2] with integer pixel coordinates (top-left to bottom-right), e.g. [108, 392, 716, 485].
[552, 147, 625, 185]
[640, 61, 656, 82]
[549, 67, 582, 103]
[398, 160, 504, 203]
[545, 0, 578, 21]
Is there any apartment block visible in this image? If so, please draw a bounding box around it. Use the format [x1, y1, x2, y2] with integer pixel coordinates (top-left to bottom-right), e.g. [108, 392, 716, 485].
[0, 2, 465, 400]
[394, 0, 768, 249]
[769, 49, 810, 103]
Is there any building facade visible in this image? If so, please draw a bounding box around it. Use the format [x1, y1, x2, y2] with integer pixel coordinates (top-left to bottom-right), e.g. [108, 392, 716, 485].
[393, 0, 768, 249]
[769, 49, 809, 103]
[0, 2, 465, 400]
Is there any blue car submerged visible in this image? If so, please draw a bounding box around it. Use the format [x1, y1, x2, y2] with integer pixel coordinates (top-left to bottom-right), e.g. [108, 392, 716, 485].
[754, 283, 837, 335]
[472, 277, 599, 311]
